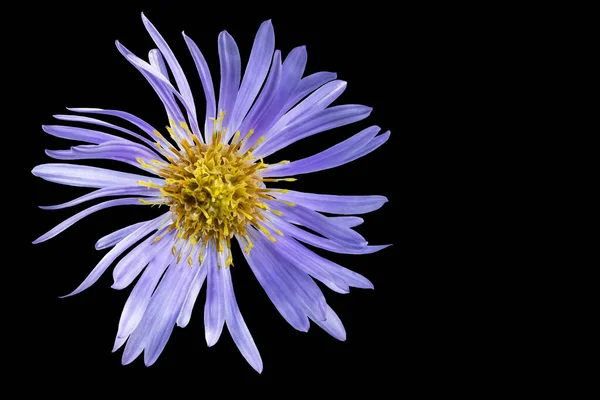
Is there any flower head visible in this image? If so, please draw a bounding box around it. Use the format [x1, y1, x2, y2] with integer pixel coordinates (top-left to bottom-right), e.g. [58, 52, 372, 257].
[32, 14, 390, 372]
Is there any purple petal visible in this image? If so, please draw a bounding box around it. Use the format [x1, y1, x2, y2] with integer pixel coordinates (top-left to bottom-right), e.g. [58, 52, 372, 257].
[42, 124, 124, 145]
[328, 216, 364, 228]
[227, 20, 275, 137]
[32, 163, 161, 189]
[309, 305, 346, 341]
[39, 186, 159, 211]
[243, 46, 306, 151]
[255, 105, 373, 158]
[46, 141, 160, 170]
[241, 233, 310, 331]
[60, 213, 168, 298]
[113, 236, 174, 351]
[142, 14, 196, 120]
[268, 80, 347, 137]
[95, 220, 148, 250]
[176, 245, 208, 328]
[33, 198, 153, 244]
[111, 227, 171, 290]
[183, 33, 216, 137]
[66, 108, 157, 141]
[221, 265, 263, 373]
[262, 125, 381, 177]
[271, 190, 387, 215]
[272, 217, 390, 255]
[268, 203, 367, 247]
[217, 31, 241, 134]
[52, 114, 162, 157]
[237, 50, 282, 142]
[142, 262, 199, 366]
[148, 49, 169, 78]
[265, 234, 349, 294]
[283, 71, 337, 112]
[204, 244, 225, 346]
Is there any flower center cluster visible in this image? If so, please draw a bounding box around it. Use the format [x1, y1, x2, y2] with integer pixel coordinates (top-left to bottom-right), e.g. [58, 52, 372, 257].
[138, 115, 295, 267]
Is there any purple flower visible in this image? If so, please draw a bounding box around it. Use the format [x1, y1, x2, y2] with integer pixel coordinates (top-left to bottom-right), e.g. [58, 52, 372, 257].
[32, 14, 390, 372]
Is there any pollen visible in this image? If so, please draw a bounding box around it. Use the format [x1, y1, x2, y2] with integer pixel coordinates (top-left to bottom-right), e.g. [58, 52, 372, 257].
[139, 112, 293, 267]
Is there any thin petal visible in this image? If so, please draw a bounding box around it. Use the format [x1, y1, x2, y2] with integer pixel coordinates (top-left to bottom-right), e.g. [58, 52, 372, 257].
[328, 216, 364, 228]
[42, 124, 124, 145]
[271, 190, 387, 215]
[183, 33, 217, 137]
[272, 218, 390, 255]
[217, 31, 241, 133]
[111, 227, 171, 290]
[241, 234, 310, 331]
[267, 203, 367, 247]
[265, 234, 349, 294]
[237, 50, 282, 142]
[33, 198, 152, 244]
[176, 245, 208, 328]
[242, 46, 307, 151]
[46, 141, 160, 170]
[148, 48, 169, 78]
[113, 237, 173, 351]
[39, 186, 159, 211]
[60, 213, 168, 298]
[283, 71, 337, 112]
[267, 80, 347, 137]
[262, 126, 381, 177]
[95, 221, 148, 250]
[142, 13, 196, 119]
[32, 163, 161, 189]
[255, 104, 373, 158]
[52, 114, 162, 157]
[204, 244, 225, 346]
[222, 266, 263, 373]
[66, 108, 158, 141]
[227, 20, 275, 137]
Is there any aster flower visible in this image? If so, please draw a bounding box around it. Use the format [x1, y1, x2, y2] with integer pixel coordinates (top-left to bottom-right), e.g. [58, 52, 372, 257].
[32, 14, 390, 372]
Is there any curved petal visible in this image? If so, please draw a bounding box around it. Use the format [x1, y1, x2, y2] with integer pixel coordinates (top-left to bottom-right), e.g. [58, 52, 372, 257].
[32, 163, 161, 189]
[255, 105, 372, 158]
[310, 305, 346, 341]
[217, 30, 241, 134]
[267, 80, 347, 137]
[242, 46, 306, 151]
[52, 114, 163, 157]
[222, 265, 263, 373]
[263, 126, 380, 177]
[272, 217, 390, 255]
[241, 233, 310, 331]
[111, 227, 171, 290]
[39, 185, 159, 210]
[142, 14, 196, 119]
[95, 220, 148, 250]
[183, 33, 216, 137]
[237, 50, 282, 141]
[42, 125, 124, 145]
[33, 198, 153, 244]
[270, 190, 387, 215]
[176, 245, 208, 328]
[266, 234, 349, 294]
[148, 48, 169, 78]
[267, 203, 367, 247]
[46, 141, 160, 170]
[113, 236, 173, 351]
[60, 213, 168, 298]
[66, 108, 158, 141]
[283, 71, 337, 112]
[227, 20, 275, 137]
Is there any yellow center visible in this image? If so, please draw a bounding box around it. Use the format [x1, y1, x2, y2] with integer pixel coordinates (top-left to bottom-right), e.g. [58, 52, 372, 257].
[137, 113, 295, 267]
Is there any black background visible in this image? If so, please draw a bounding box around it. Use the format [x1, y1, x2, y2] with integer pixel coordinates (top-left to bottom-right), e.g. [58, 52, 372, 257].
[19, 0, 412, 385]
